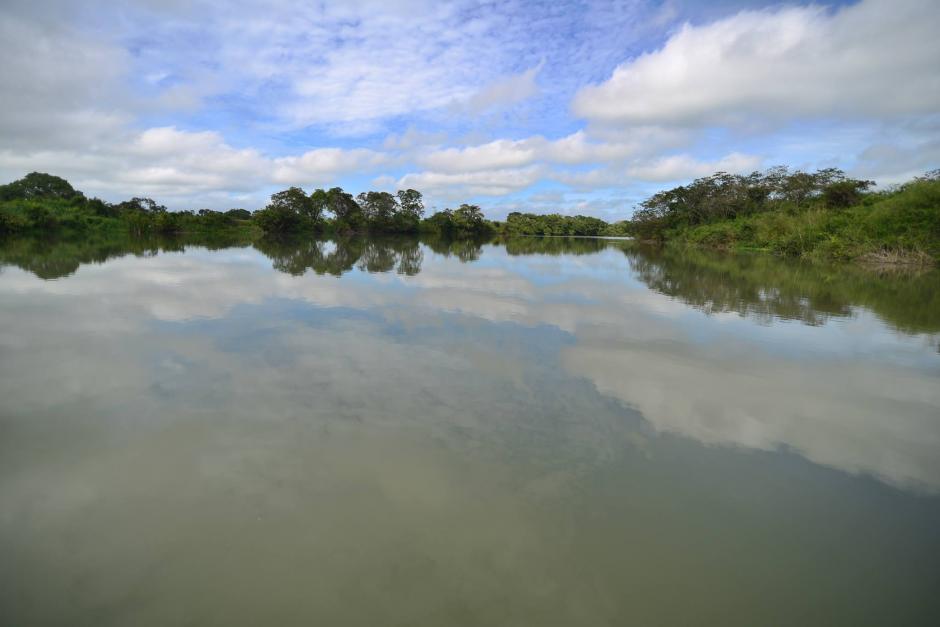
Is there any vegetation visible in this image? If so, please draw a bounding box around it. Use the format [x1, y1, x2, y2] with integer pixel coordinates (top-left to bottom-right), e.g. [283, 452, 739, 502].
[420, 204, 495, 237]
[0, 173, 257, 238]
[629, 167, 940, 265]
[0, 172, 632, 243]
[501, 212, 610, 236]
[3, 168, 937, 268]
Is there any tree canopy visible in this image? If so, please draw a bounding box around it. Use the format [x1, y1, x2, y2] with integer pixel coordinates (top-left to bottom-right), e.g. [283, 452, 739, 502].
[630, 167, 875, 241]
[0, 172, 84, 202]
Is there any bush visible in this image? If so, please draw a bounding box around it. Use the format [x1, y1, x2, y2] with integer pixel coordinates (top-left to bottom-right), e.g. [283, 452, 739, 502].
[253, 206, 307, 233]
[823, 179, 873, 208]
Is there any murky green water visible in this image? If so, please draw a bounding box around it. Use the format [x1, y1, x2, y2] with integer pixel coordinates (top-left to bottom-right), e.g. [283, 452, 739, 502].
[1, 234, 939, 626]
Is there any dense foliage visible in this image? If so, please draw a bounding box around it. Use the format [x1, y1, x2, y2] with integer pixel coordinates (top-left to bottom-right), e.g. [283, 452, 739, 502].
[0, 172, 625, 241]
[502, 212, 609, 236]
[0, 173, 254, 237]
[420, 204, 495, 237]
[630, 167, 872, 240]
[0, 173, 437, 237]
[3, 168, 937, 265]
[629, 167, 940, 264]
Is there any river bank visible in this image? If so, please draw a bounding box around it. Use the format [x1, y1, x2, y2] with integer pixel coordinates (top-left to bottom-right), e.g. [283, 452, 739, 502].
[631, 172, 940, 267]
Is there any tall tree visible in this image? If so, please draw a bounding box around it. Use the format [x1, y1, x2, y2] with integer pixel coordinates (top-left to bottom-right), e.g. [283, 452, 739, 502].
[269, 187, 319, 221]
[356, 191, 398, 222]
[326, 187, 363, 230]
[309, 188, 330, 222]
[0, 172, 83, 201]
[396, 189, 424, 219]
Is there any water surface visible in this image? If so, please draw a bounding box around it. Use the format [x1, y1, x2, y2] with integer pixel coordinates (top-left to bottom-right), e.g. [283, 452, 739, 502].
[1, 235, 938, 625]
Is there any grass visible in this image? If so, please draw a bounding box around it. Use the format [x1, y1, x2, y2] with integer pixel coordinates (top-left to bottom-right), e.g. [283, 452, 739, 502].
[670, 179, 940, 266]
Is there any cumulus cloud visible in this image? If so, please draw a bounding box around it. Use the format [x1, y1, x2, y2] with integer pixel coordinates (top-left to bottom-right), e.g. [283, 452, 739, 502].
[556, 151, 762, 189]
[0, 127, 266, 201]
[0, 128, 392, 208]
[398, 166, 545, 197]
[573, 0, 940, 127]
[627, 152, 762, 181]
[415, 132, 642, 173]
[401, 128, 735, 201]
[273, 149, 391, 186]
[418, 140, 540, 173]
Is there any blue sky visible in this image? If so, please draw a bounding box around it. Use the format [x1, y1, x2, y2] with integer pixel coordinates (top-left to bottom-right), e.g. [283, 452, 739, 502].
[1, 0, 937, 217]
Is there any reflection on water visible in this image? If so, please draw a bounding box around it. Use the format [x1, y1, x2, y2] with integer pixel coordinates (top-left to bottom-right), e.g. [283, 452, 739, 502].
[2, 232, 937, 337]
[1, 234, 938, 625]
[626, 243, 940, 335]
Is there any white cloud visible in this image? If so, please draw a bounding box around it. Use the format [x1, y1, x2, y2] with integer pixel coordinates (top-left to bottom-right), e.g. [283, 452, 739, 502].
[415, 130, 675, 174]
[557, 152, 762, 189]
[573, 0, 940, 127]
[627, 152, 762, 181]
[0, 127, 391, 207]
[273, 149, 391, 186]
[418, 140, 540, 173]
[461, 63, 542, 112]
[398, 166, 545, 197]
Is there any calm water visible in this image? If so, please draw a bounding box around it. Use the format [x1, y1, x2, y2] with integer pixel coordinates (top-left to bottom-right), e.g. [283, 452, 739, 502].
[1, 235, 939, 626]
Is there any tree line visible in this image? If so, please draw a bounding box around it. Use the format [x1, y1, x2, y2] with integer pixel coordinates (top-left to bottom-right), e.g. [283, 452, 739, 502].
[0, 172, 628, 238]
[629, 166, 876, 241]
[0, 173, 500, 237]
[4, 168, 936, 264]
[627, 166, 940, 263]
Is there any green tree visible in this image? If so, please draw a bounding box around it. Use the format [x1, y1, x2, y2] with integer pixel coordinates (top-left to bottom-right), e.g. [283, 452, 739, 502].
[0, 172, 83, 201]
[823, 179, 874, 209]
[396, 189, 424, 219]
[326, 187, 364, 231]
[225, 208, 252, 220]
[254, 187, 309, 233]
[114, 197, 167, 214]
[269, 187, 320, 221]
[357, 191, 399, 225]
[454, 204, 484, 227]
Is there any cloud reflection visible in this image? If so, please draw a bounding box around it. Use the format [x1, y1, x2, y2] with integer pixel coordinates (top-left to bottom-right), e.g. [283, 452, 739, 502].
[1, 236, 938, 494]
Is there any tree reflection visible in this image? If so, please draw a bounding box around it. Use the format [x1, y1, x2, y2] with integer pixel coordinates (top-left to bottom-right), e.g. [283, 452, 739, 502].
[3, 231, 936, 339]
[421, 234, 488, 263]
[500, 236, 613, 256]
[624, 244, 940, 335]
[0, 231, 253, 279]
[254, 235, 422, 277]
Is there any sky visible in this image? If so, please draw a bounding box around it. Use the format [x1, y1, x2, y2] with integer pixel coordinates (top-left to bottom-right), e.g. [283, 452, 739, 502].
[1, 0, 938, 218]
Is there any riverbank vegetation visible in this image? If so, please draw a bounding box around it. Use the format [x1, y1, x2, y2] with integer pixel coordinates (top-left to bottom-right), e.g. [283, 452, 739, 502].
[2, 169, 937, 266]
[0, 173, 258, 238]
[0, 172, 622, 241]
[630, 167, 940, 265]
